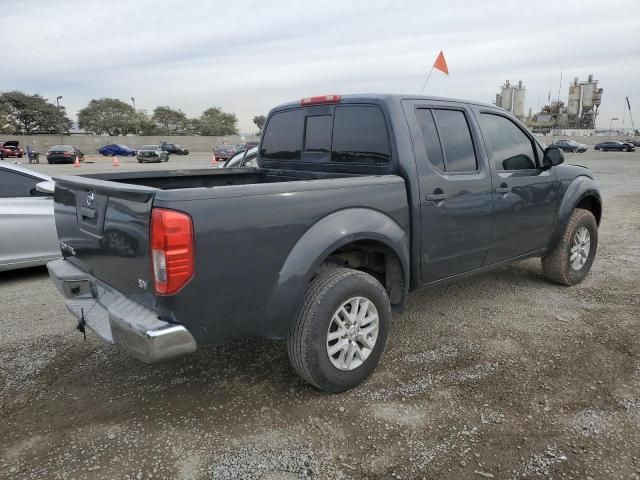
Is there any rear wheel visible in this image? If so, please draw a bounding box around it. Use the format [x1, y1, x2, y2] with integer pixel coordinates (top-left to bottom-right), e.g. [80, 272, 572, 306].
[541, 208, 598, 286]
[287, 268, 391, 393]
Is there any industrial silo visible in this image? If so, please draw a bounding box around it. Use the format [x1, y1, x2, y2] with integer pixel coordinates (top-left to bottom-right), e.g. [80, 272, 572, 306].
[567, 78, 581, 117]
[500, 80, 514, 111]
[513, 80, 526, 119]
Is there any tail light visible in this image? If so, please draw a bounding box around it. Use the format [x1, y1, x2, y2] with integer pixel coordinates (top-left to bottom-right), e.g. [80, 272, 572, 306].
[150, 208, 194, 295]
[300, 94, 341, 106]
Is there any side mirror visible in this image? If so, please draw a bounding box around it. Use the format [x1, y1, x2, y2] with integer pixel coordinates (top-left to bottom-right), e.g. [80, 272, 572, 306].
[543, 147, 564, 169]
[35, 180, 55, 195]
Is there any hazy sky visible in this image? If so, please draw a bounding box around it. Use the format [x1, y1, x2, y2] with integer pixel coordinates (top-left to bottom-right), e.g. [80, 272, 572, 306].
[3, 0, 639, 132]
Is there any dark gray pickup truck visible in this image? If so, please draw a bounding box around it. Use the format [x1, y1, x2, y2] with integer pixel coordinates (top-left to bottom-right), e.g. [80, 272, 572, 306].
[48, 94, 602, 392]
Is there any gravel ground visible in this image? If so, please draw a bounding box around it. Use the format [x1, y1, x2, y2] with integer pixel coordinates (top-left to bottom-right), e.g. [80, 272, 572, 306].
[1, 150, 639, 479]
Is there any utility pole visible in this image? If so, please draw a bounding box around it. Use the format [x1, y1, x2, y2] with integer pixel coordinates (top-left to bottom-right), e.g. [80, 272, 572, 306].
[131, 97, 138, 135]
[56, 96, 64, 144]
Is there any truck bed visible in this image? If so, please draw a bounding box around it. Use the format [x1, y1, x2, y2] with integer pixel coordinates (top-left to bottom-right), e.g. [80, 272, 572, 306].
[81, 167, 356, 190]
[51, 167, 409, 342]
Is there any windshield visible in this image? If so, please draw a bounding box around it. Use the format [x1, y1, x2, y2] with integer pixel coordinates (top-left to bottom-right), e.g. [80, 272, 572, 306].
[216, 146, 235, 152]
[49, 145, 73, 151]
[141, 145, 159, 150]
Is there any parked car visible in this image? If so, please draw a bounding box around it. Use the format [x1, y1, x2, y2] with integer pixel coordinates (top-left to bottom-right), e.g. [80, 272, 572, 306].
[137, 145, 169, 163]
[46, 145, 85, 164]
[0, 141, 24, 158]
[160, 142, 189, 155]
[548, 139, 587, 153]
[217, 146, 258, 168]
[213, 144, 237, 161]
[594, 141, 635, 152]
[47, 93, 602, 392]
[622, 138, 640, 147]
[98, 144, 137, 156]
[0, 163, 60, 271]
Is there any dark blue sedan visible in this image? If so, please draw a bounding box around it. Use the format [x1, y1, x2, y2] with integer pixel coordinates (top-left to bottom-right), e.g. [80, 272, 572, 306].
[98, 144, 137, 156]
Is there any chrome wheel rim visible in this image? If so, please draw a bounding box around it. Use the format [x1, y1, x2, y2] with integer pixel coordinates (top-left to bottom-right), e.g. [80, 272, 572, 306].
[570, 226, 591, 270]
[326, 296, 379, 371]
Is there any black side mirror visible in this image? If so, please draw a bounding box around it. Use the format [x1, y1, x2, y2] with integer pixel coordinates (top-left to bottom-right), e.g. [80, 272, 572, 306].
[543, 147, 564, 169]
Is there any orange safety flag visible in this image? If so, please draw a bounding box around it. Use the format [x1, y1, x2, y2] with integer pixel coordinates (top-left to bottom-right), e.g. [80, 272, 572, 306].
[433, 50, 449, 75]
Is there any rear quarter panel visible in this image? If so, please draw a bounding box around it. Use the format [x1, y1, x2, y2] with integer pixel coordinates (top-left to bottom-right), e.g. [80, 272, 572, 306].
[153, 175, 409, 343]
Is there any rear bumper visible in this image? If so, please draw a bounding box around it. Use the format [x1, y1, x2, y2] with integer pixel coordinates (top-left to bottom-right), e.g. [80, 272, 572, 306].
[47, 259, 197, 363]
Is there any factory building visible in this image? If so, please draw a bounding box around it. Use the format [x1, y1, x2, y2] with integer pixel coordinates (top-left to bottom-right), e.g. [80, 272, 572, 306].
[566, 75, 603, 129]
[525, 74, 604, 134]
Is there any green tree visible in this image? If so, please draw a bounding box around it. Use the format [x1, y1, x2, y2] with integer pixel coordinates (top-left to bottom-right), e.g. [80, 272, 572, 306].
[134, 110, 160, 135]
[78, 98, 135, 135]
[253, 115, 266, 131]
[197, 107, 238, 136]
[152, 106, 189, 135]
[0, 91, 72, 134]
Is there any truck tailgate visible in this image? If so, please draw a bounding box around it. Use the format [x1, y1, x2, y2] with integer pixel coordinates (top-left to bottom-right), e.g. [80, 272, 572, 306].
[53, 175, 157, 307]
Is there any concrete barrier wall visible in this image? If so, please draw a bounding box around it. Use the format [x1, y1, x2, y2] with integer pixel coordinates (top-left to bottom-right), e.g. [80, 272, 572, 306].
[12, 135, 261, 154]
[7, 134, 635, 155]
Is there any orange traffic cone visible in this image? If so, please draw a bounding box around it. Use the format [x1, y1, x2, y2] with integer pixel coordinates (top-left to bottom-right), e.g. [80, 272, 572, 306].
[211, 153, 217, 165]
[113, 156, 120, 167]
[74, 157, 80, 167]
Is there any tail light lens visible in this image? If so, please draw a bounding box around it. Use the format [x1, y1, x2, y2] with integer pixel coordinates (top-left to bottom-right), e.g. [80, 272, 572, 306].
[150, 208, 194, 295]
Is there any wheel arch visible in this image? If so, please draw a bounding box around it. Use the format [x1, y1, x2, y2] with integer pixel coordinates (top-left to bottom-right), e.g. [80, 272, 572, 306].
[265, 208, 410, 337]
[547, 176, 602, 253]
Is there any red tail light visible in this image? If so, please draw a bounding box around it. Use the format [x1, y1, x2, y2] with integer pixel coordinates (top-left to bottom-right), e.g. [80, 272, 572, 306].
[150, 208, 194, 295]
[300, 94, 341, 106]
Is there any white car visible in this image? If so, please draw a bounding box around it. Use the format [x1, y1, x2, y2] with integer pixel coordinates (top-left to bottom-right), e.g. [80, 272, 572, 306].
[0, 162, 61, 271]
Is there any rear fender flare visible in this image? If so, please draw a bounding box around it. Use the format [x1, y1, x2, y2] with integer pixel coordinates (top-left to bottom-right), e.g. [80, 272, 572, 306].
[265, 208, 409, 337]
[547, 176, 601, 253]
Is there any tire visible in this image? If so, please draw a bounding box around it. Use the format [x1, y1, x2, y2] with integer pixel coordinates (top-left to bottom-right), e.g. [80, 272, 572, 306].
[541, 208, 598, 286]
[624, 147, 629, 152]
[287, 267, 392, 393]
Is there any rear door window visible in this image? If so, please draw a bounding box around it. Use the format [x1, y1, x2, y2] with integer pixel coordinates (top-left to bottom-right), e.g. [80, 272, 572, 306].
[415, 108, 445, 171]
[431, 109, 477, 172]
[261, 109, 304, 160]
[331, 105, 390, 164]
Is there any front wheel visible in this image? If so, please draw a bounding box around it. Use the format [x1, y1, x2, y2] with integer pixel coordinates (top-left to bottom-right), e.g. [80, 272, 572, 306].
[541, 208, 598, 286]
[287, 268, 391, 393]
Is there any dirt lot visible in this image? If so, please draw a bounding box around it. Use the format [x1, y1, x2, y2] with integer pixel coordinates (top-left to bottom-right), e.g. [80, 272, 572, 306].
[1, 151, 639, 479]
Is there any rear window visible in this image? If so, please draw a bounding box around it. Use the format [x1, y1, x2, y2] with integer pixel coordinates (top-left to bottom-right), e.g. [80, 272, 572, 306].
[261, 109, 304, 160]
[304, 115, 332, 153]
[261, 104, 390, 165]
[49, 145, 74, 151]
[331, 105, 390, 164]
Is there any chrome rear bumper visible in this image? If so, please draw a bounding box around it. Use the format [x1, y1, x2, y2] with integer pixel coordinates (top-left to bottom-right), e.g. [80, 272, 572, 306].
[47, 259, 196, 363]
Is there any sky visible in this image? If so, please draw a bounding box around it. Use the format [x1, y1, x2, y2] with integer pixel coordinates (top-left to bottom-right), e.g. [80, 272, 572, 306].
[2, 0, 639, 133]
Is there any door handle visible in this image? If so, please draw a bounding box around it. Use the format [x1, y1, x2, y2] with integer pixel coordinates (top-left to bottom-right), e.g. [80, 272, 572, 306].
[495, 186, 511, 195]
[425, 193, 448, 202]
